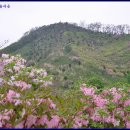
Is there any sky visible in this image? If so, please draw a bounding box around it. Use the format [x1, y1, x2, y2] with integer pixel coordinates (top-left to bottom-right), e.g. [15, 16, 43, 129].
[1, 2, 130, 48]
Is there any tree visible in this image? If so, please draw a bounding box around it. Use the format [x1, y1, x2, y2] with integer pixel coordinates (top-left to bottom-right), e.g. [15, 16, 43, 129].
[0, 40, 9, 49]
[116, 25, 125, 35]
[93, 22, 102, 32]
[79, 20, 85, 28]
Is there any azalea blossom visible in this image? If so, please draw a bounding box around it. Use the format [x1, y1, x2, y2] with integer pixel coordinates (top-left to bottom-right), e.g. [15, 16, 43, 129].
[80, 86, 95, 97]
[37, 115, 48, 126]
[48, 98, 56, 109]
[91, 114, 102, 122]
[126, 121, 130, 128]
[29, 72, 35, 78]
[15, 120, 25, 128]
[2, 54, 9, 59]
[44, 81, 53, 87]
[40, 71, 47, 77]
[73, 117, 89, 128]
[13, 66, 20, 72]
[25, 115, 37, 128]
[124, 99, 130, 106]
[46, 115, 60, 128]
[6, 90, 20, 102]
[14, 81, 31, 91]
[112, 93, 122, 103]
[93, 95, 108, 108]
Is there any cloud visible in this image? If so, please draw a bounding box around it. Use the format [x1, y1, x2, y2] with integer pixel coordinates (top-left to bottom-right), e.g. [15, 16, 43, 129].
[0, 2, 130, 47]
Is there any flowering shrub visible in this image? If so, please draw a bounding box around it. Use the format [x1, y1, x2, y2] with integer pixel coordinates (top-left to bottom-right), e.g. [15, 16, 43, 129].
[79, 84, 130, 128]
[1, 54, 130, 128]
[0, 54, 63, 128]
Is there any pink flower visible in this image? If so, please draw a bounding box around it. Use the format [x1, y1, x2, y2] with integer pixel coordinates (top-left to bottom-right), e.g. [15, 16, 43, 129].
[0, 62, 4, 71]
[101, 90, 109, 96]
[124, 99, 130, 106]
[41, 71, 47, 77]
[109, 116, 120, 127]
[46, 115, 60, 128]
[4, 59, 13, 65]
[0, 109, 14, 128]
[0, 71, 4, 76]
[44, 81, 52, 87]
[73, 117, 82, 127]
[126, 121, 130, 128]
[37, 115, 48, 126]
[91, 114, 102, 122]
[93, 95, 108, 108]
[5, 123, 12, 128]
[37, 98, 46, 105]
[2, 115, 10, 120]
[25, 115, 37, 128]
[15, 120, 25, 128]
[43, 71, 47, 77]
[116, 108, 124, 117]
[73, 117, 89, 128]
[110, 87, 117, 94]
[4, 109, 14, 116]
[82, 119, 89, 126]
[14, 99, 22, 106]
[80, 86, 95, 96]
[104, 116, 112, 123]
[113, 93, 121, 103]
[48, 98, 56, 109]
[14, 81, 31, 91]
[0, 121, 2, 127]
[26, 101, 31, 106]
[29, 72, 35, 78]
[13, 66, 20, 72]
[6, 90, 20, 103]
[113, 120, 120, 127]
[73, 124, 78, 128]
[2, 54, 9, 59]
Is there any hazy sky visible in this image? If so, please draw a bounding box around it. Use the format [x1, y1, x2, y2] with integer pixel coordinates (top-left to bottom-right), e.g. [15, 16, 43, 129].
[1, 2, 130, 48]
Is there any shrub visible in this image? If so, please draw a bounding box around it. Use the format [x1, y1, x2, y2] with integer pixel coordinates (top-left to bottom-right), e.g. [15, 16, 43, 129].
[1, 54, 130, 128]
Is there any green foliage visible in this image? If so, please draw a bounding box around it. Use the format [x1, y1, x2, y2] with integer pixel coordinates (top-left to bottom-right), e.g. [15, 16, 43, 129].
[2, 22, 130, 89]
[124, 106, 130, 112]
[64, 45, 72, 54]
[87, 77, 105, 89]
[107, 102, 116, 112]
[127, 73, 130, 84]
[2, 54, 130, 128]
[53, 56, 71, 65]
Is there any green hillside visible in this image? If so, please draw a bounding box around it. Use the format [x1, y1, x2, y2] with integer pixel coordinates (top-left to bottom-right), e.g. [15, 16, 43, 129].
[1, 22, 130, 89]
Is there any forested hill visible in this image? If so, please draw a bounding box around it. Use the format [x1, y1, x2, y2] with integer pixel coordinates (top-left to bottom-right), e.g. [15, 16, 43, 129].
[1, 22, 116, 56]
[1, 22, 130, 89]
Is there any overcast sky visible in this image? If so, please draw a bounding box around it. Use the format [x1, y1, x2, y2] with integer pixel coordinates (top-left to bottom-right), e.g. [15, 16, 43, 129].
[1, 2, 130, 48]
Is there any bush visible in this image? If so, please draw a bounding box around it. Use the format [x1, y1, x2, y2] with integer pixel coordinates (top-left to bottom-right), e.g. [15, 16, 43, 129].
[1, 54, 130, 128]
[64, 45, 72, 53]
[87, 77, 105, 89]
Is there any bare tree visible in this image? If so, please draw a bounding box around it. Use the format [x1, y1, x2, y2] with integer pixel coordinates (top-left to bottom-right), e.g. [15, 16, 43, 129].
[93, 22, 102, 32]
[79, 20, 85, 28]
[0, 40, 9, 49]
[79, 21, 130, 35]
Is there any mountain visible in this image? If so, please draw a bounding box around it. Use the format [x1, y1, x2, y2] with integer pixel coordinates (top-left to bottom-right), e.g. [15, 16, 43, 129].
[1, 22, 130, 89]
